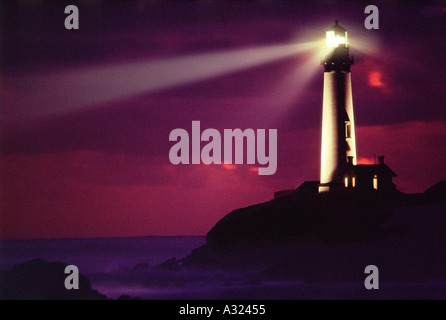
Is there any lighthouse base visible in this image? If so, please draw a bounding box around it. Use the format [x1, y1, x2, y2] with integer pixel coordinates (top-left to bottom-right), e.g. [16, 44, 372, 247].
[318, 185, 330, 193]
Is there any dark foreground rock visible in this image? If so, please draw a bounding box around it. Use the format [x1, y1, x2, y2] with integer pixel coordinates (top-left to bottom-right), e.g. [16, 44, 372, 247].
[0, 259, 108, 300]
[181, 191, 446, 283]
[154, 257, 181, 270]
[205, 191, 417, 246]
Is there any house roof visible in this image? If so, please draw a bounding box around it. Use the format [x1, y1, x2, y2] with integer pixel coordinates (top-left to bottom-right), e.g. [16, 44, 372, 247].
[295, 181, 320, 193]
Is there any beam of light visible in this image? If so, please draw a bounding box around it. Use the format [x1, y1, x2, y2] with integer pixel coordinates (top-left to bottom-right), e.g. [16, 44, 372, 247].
[347, 35, 380, 57]
[255, 47, 324, 125]
[2, 41, 319, 127]
[242, 38, 329, 127]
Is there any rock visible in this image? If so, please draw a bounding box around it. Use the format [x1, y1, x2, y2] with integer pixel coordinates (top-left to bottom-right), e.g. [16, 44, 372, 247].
[205, 191, 401, 247]
[153, 257, 180, 270]
[117, 294, 142, 300]
[0, 259, 108, 300]
[182, 190, 446, 283]
[132, 262, 150, 272]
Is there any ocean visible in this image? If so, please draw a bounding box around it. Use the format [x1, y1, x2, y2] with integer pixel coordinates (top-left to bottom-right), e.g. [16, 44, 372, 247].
[0, 236, 205, 299]
[1, 236, 445, 299]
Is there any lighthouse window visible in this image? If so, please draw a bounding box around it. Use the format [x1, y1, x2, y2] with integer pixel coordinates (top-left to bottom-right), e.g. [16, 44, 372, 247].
[344, 177, 349, 188]
[373, 175, 378, 190]
[352, 177, 356, 188]
[345, 122, 351, 138]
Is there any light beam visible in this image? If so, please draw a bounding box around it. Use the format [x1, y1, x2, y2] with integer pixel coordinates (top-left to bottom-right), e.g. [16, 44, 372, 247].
[2, 41, 320, 127]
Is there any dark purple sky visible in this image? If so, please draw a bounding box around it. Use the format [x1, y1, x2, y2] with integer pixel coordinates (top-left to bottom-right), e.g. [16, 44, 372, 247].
[1, 1, 446, 239]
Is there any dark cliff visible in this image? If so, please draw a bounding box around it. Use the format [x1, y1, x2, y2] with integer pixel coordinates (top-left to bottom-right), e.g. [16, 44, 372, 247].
[182, 187, 446, 282]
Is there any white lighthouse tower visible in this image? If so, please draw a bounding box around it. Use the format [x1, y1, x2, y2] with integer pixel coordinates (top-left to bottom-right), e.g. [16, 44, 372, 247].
[319, 20, 357, 193]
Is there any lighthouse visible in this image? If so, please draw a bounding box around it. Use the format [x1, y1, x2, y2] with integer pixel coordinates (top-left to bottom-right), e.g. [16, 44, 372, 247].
[319, 20, 357, 193]
[274, 21, 399, 199]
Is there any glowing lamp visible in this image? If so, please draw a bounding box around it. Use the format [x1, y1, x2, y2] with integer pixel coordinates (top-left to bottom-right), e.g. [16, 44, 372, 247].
[321, 20, 353, 72]
[325, 20, 348, 48]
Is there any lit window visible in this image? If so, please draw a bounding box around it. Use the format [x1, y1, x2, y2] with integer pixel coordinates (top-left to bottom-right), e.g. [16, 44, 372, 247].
[352, 177, 356, 188]
[345, 122, 351, 138]
[344, 177, 348, 188]
[373, 175, 378, 190]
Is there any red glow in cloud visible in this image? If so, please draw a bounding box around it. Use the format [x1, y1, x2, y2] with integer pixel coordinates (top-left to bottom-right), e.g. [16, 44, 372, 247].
[357, 157, 375, 165]
[368, 71, 384, 87]
[356, 121, 446, 193]
[222, 163, 237, 170]
[0, 150, 272, 239]
[367, 70, 394, 93]
[1, 121, 445, 240]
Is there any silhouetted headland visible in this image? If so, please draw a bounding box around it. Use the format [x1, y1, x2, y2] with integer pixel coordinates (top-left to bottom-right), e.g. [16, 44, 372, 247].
[179, 181, 446, 282]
